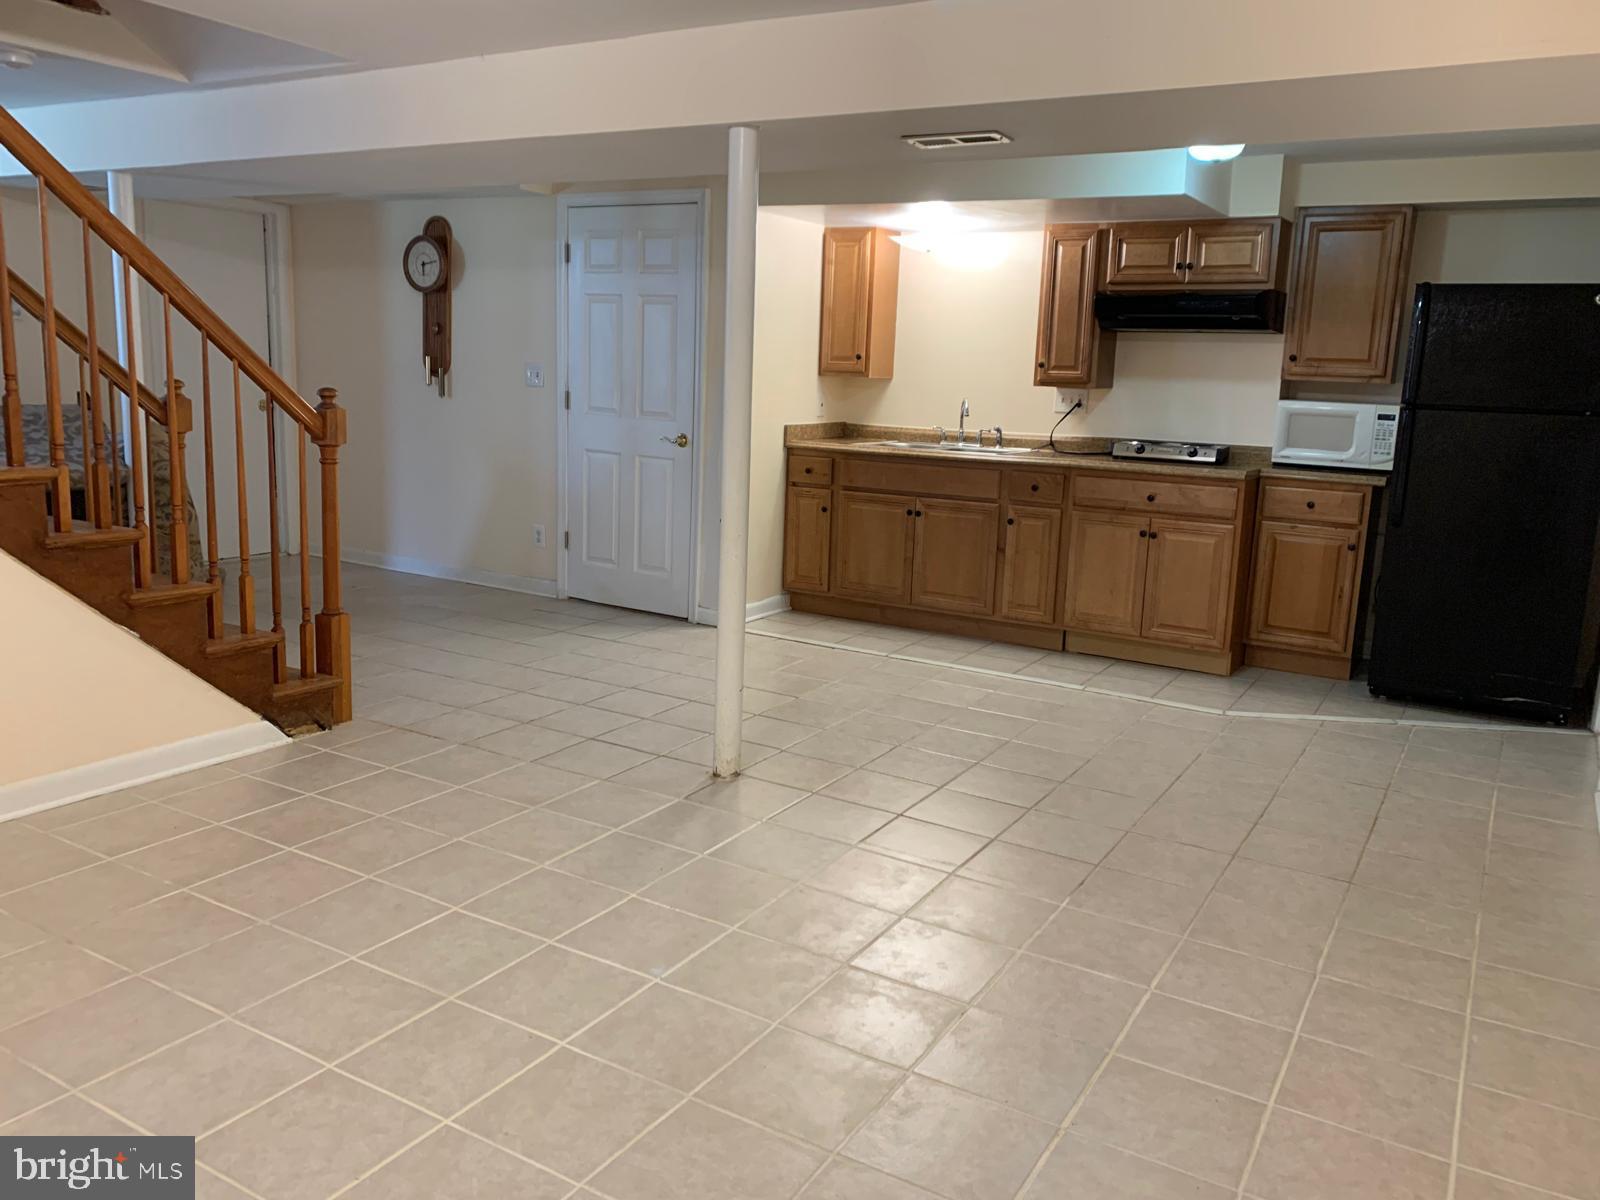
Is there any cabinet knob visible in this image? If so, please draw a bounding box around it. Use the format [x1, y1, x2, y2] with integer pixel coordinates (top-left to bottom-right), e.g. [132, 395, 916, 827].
[1138, 529, 1148, 538]
[916, 510, 924, 518]
[1306, 500, 1316, 509]
[1347, 542, 1356, 551]
[1037, 361, 1046, 369]
[821, 506, 828, 513]
[804, 466, 812, 474]
[1146, 493, 1156, 502]
[1288, 353, 1298, 362]
[1149, 531, 1159, 540]
[1030, 483, 1039, 492]
[855, 353, 863, 361]
[1006, 517, 1015, 526]
[906, 508, 914, 516]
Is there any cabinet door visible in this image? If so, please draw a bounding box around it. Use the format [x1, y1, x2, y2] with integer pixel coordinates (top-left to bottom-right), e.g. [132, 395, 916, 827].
[912, 498, 1000, 616]
[1187, 220, 1279, 288]
[1247, 520, 1360, 654]
[833, 490, 914, 604]
[1035, 224, 1113, 388]
[1283, 206, 1415, 382]
[1062, 510, 1149, 637]
[999, 504, 1062, 625]
[783, 486, 832, 595]
[1103, 223, 1189, 289]
[1141, 518, 1235, 649]
[819, 227, 873, 375]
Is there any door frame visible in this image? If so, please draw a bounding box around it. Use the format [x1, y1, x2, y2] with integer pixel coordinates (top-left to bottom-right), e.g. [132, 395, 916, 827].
[554, 189, 710, 620]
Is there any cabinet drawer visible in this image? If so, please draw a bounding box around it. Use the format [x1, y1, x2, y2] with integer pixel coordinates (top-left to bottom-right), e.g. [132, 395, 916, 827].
[1260, 483, 1365, 526]
[837, 457, 1000, 500]
[1072, 473, 1239, 521]
[788, 454, 833, 486]
[1007, 471, 1065, 505]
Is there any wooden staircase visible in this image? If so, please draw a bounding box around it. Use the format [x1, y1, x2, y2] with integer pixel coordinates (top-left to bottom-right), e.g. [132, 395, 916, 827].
[0, 104, 350, 731]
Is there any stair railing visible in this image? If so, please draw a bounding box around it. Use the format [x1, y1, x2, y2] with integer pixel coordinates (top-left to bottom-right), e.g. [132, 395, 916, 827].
[0, 104, 350, 721]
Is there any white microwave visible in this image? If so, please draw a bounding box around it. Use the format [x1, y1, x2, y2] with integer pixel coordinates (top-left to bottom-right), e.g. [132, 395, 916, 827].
[1272, 400, 1399, 471]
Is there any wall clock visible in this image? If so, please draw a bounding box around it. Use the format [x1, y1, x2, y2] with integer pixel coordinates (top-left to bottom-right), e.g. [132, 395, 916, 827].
[403, 215, 452, 395]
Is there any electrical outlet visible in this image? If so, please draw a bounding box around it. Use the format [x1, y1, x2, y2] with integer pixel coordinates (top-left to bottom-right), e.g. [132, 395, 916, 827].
[1054, 389, 1088, 414]
[524, 364, 544, 388]
[532, 524, 545, 547]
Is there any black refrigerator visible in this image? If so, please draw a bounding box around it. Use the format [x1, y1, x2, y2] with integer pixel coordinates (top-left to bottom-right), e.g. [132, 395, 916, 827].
[1368, 283, 1600, 725]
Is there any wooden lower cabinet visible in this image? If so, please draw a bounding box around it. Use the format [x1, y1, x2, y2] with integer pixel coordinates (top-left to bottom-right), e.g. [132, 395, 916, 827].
[911, 497, 999, 615]
[1140, 518, 1235, 649]
[999, 504, 1061, 624]
[1062, 510, 1149, 637]
[833, 489, 914, 603]
[1247, 520, 1360, 655]
[782, 486, 831, 594]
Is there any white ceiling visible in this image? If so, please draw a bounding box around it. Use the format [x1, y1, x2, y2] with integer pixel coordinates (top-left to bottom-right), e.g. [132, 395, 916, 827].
[0, 0, 926, 108]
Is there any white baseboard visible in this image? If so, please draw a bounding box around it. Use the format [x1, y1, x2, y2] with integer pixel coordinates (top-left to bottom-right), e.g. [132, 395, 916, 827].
[0, 722, 288, 823]
[343, 548, 560, 598]
[695, 593, 792, 625]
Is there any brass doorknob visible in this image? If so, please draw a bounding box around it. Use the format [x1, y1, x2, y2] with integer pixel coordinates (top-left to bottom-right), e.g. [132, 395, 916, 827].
[660, 433, 690, 448]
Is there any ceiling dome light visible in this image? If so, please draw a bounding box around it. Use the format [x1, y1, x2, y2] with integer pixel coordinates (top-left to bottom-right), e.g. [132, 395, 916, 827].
[1188, 144, 1245, 162]
[0, 48, 36, 69]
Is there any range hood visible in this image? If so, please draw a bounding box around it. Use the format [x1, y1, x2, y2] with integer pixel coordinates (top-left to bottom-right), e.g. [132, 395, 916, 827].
[1095, 290, 1285, 333]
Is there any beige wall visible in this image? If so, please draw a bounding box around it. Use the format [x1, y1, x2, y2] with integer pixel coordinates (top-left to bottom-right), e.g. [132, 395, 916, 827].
[746, 203, 1600, 602]
[0, 550, 264, 790]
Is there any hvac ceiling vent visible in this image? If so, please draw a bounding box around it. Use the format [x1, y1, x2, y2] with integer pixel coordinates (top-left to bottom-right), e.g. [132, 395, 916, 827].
[901, 130, 1013, 151]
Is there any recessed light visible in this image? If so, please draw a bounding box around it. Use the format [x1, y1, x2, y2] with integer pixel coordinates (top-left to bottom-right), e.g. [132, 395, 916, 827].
[902, 131, 1013, 151]
[1188, 144, 1245, 162]
[0, 48, 36, 70]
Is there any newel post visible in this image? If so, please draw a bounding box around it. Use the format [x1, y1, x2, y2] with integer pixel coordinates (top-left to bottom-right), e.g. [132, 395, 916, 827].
[313, 387, 351, 722]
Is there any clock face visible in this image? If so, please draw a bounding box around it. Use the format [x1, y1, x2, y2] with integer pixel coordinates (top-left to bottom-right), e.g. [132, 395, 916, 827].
[404, 235, 445, 292]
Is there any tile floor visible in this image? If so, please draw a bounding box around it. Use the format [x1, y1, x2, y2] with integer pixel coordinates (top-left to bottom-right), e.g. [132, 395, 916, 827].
[3, 562, 1599, 1200]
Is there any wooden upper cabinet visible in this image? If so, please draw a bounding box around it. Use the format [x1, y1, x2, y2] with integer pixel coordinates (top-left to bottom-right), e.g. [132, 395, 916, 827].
[1282, 206, 1415, 382]
[1062, 510, 1148, 637]
[1035, 224, 1115, 388]
[1187, 220, 1282, 288]
[999, 503, 1062, 625]
[1141, 518, 1235, 649]
[1247, 520, 1362, 655]
[1104, 223, 1188, 288]
[833, 490, 913, 604]
[819, 227, 900, 379]
[783, 486, 832, 595]
[1102, 219, 1287, 291]
[912, 498, 999, 616]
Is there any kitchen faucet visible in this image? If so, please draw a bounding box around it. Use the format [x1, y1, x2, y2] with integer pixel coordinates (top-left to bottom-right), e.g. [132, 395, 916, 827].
[957, 399, 972, 445]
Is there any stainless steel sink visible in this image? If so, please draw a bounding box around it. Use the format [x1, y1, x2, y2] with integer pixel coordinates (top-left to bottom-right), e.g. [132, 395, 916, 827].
[864, 440, 1040, 457]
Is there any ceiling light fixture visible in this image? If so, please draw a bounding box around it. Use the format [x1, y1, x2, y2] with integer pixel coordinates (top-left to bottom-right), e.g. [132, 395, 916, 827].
[902, 130, 1012, 151]
[1188, 143, 1246, 162]
[0, 48, 36, 70]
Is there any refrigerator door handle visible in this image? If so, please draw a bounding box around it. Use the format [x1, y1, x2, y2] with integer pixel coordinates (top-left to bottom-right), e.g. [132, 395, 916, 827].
[1401, 283, 1430, 407]
[1388, 407, 1414, 526]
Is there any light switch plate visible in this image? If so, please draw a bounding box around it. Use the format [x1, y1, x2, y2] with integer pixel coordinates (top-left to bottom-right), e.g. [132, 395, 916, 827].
[524, 364, 544, 388]
[532, 524, 545, 547]
[1054, 389, 1088, 414]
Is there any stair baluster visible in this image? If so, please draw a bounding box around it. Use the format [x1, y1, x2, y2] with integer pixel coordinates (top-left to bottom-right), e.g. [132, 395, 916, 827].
[120, 257, 151, 587]
[297, 426, 313, 678]
[80, 218, 111, 527]
[199, 338, 222, 635]
[231, 361, 255, 634]
[265, 389, 286, 683]
[162, 298, 188, 584]
[0, 199, 22, 467]
[36, 181, 71, 529]
[76, 359, 92, 512]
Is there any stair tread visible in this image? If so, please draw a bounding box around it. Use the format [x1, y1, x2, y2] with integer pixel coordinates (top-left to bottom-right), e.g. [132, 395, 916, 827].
[205, 628, 284, 657]
[271, 674, 342, 698]
[127, 580, 219, 607]
[44, 525, 142, 549]
[0, 466, 62, 487]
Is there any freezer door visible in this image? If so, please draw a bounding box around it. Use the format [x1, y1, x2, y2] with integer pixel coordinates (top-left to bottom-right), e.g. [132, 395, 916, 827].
[1405, 283, 1600, 413]
[1369, 408, 1600, 720]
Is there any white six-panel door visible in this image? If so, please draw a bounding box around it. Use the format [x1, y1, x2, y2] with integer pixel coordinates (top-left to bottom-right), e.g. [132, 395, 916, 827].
[565, 202, 700, 618]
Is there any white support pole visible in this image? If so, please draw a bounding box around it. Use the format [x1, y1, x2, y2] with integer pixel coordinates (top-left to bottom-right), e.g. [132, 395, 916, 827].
[712, 125, 759, 779]
[106, 172, 143, 500]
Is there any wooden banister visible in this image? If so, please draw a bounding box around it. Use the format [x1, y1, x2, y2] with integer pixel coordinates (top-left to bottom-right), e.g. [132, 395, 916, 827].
[0, 106, 323, 440]
[6, 268, 173, 429]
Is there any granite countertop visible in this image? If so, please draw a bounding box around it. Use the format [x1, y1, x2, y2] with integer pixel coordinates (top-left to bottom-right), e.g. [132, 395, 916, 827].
[786, 423, 1388, 488]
